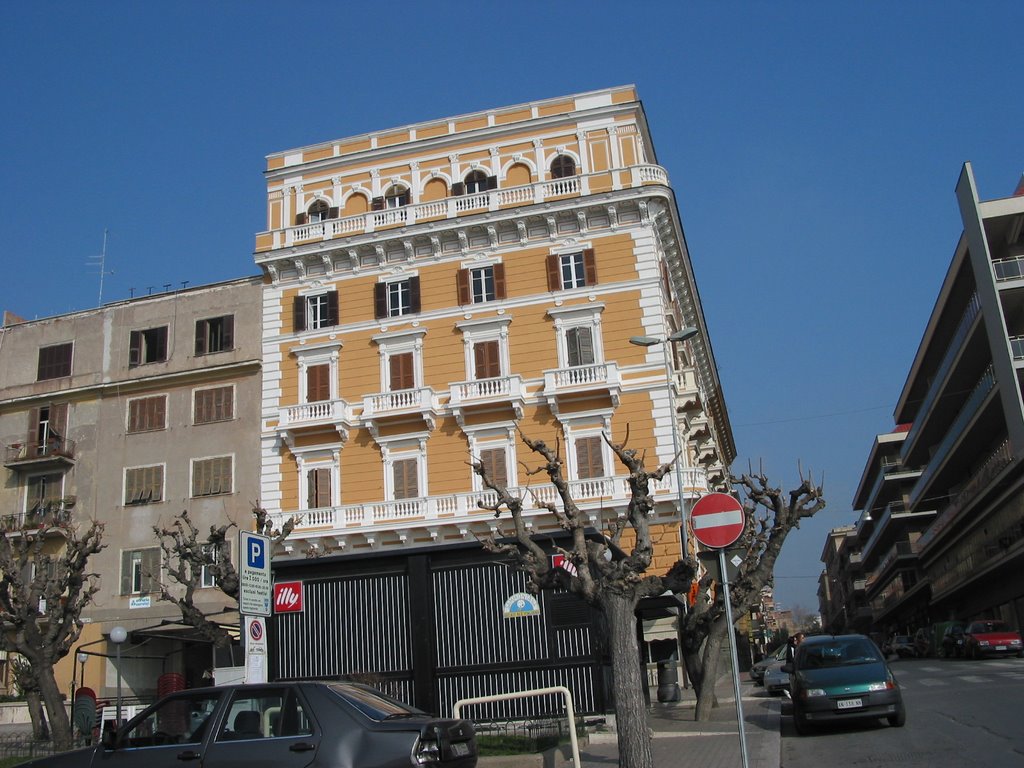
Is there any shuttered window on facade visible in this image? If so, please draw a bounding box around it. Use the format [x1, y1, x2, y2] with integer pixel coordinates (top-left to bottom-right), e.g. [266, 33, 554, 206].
[128, 396, 167, 433]
[546, 249, 596, 291]
[393, 458, 419, 499]
[478, 447, 508, 487]
[36, 342, 73, 381]
[307, 467, 332, 508]
[194, 315, 235, 355]
[473, 341, 501, 379]
[305, 364, 331, 402]
[121, 548, 160, 595]
[574, 437, 604, 480]
[389, 353, 415, 391]
[192, 456, 233, 497]
[194, 386, 234, 424]
[125, 465, 163, 505]
[565, 327, 596, 367]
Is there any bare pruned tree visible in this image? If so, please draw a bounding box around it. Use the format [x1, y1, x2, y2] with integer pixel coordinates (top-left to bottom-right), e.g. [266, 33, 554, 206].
[0, 518, 104, 750]
[153, 504, 298, 648]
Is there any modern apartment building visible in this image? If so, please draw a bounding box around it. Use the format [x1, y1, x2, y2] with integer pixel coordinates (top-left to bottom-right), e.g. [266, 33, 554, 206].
[824, 163, 1024, 637]
[253, 87, 735, 713]
[0, 277, 263, 700]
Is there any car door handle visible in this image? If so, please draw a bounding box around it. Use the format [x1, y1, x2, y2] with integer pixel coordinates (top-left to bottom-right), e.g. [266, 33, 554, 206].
[289, 742, 316, 752]
[177, 750, 201, 761]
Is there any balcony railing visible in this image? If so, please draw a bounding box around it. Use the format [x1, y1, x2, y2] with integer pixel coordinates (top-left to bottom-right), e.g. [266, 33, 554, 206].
[278, 399, 354, 429]
[262, 165, 670, 250]
[901, 293, 980, 461]
[3, 437, 77, 468]
[1, 499, 74, 532]
[449, 375, 526, 408]
[362, 387, 439, 419]
[270, 468, 710, 541]
[542, 363, 621, 405]
[993, 255, 1024, 282]
[865, 540, 920, 590]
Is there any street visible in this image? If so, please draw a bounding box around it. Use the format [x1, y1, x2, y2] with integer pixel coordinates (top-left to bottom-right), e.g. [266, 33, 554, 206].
[780, 656, 1024, 767]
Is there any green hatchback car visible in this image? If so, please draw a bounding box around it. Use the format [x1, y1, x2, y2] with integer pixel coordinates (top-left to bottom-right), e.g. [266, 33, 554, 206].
[783, 633, 906, 735]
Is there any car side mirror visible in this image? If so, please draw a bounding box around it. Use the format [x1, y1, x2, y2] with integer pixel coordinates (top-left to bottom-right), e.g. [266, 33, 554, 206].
[782, 663, 793, 674]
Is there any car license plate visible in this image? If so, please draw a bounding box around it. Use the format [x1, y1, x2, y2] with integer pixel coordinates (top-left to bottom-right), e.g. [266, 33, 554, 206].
[837, 698, 862, 710]
[996, 645, 1006, 651]
[451, 742, 470, 757]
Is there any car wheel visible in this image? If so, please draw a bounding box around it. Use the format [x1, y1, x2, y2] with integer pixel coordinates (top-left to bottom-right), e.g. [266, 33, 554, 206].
[887, 703, 907, 728]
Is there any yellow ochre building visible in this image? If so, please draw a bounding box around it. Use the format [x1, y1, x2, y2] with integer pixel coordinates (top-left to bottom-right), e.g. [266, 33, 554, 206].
[255, 86, 736, 714]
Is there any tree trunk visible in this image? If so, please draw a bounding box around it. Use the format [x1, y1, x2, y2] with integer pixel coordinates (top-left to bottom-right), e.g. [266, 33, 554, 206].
[601, 591, 652, 768]
[694, 617, 729, 721]
[37, 665, 73, 750]
[26, 690, 48, 741]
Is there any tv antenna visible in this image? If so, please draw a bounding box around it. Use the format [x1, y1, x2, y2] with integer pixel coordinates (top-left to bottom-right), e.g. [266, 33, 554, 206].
[87, 229, 114, 306]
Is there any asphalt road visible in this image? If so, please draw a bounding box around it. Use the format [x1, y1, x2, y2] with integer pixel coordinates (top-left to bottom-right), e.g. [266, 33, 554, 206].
[779, 655, 1024, 767]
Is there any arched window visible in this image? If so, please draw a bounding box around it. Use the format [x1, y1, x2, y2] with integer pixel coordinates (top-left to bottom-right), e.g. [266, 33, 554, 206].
[384, 184, 411, 208]
[550, 155, 576, 179]
[308, 199, 330, 223]
[465, 170, 489, 194]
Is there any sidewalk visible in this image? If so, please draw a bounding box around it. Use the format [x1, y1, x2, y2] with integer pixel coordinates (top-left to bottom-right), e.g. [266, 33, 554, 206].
[576, 671, 781, 768]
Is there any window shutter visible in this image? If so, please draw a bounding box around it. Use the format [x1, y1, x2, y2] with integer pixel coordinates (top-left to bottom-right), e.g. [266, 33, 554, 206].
[128, 330, 142, 367]
[578, 327, 595, 365]
[394, 459, 419, 499]
[451, 182, 465, 197]
[576, 437, 603, 479]
[326, 292, 339, 326]
[480, 448, 508, 487]
[486, 175, 498, 190]
[493, 263, 507, 300]
[142, 549, 160, 594]
[308, 468, 331, 508]
[409, 277, 421, 313]
[121, 551, 132, 595]
[293, 296, 307, 332]
[48, 403, 68, 437]
[306, 364, 330, 402]
[374, 283, 387, 319]
[222, 315, 234, 350]
[583, 248, 598, 286]
[294, 213, 308, 225]
[328, 206, 339, 219]
[194, 320, 207, 356]
[389, 353, 414, 391]
[456, 269, 470, 305]
[546, 254, 561, 291]
[154, 396, 166, 430]
[475, 341, 500, 379]
[371, 196, 385, 211]
[154, 327, 168, 362]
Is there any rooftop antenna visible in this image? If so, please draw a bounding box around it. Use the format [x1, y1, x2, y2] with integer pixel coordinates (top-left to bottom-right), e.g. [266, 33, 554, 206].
[86, 229, 114, 306]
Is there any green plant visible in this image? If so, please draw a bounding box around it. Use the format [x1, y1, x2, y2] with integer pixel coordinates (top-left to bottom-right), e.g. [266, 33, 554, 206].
[475, 734, 562, 756]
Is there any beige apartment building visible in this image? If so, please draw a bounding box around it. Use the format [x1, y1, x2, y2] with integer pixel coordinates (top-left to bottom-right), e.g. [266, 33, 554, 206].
[0, 277, 263, 703]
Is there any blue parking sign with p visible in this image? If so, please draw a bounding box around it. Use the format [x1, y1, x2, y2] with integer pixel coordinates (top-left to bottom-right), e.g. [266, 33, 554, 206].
[247, 536, 265, 569]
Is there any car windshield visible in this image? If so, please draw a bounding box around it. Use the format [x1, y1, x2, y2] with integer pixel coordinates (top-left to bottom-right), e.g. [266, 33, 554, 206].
[327, 684, 423, 721]
[800, 638, 881, 669]
[968, 620, 1011, 633]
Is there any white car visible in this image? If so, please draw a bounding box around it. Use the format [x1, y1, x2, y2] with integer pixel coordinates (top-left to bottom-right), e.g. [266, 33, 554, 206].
[763, 660, 790, 695]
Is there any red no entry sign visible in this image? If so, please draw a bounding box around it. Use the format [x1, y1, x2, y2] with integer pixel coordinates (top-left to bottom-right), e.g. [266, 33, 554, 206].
[690, 493, 745, 548]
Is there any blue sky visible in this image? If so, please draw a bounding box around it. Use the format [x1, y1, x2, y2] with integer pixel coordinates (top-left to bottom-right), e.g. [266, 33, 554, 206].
[3, 2, 1023, 614]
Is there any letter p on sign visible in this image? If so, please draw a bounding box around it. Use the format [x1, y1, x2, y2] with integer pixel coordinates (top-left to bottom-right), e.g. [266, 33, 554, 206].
[248, 538, 265, 569]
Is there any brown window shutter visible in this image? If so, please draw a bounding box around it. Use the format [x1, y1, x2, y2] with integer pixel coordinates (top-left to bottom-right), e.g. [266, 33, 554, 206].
[374, 283, 387, 319]
[546, 254, 561, 291]
[409, 276, 421, 313]
[155, 327, 168, 362]
[128, 330, 142, 367]
[194, 320, 207, 356]
[389, 353, 414, 391]
[153, 396, 166, 429]
[493, 263, 507, 300]
[576, 436, 603, 479]
[480, 448, 508, 487]
[328, 206, 339, 219]
[293, 296, 307, 332]
[486, 175, 498, 190]
[394, 458, 419, 499]
[583, 248, 598, 286]
[371, 196, 385, 211]
[49, 402, 68, 436]
[451, 182, 465, 197]
[295, 213, 308, 226]
[475, 341, 500, 379]
[326, 292, 339, 326]
[306, 364, 330, 402]
[194, 391, 209, 424]
[222, 315, 234, 350]
[456, 269, 470, 305]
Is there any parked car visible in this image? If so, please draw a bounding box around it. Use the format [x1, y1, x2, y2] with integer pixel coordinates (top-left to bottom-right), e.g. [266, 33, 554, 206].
[939, 622, 966, 658]
[912, 628, 931, 657]
[19, 681, 478, 768]
[750, 644, 788, 684]
[962, 620, 1024, 659]
[785, 633, 905, 735]
[763, 661, 790, 695]
[884, 635, 917, 658]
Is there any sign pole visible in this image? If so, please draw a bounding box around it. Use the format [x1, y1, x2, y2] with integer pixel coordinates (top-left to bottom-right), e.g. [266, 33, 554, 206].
[719, 548, 750, 768]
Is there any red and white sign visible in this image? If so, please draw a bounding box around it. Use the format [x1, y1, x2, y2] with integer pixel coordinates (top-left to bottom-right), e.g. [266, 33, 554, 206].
[690, 493, 745, 549]
[273, 581, 304, 613]
[551, 553, 577, 576]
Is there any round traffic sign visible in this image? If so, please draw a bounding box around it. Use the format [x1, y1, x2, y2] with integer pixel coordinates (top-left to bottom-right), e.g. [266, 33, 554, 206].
[690, 493, 745, 548]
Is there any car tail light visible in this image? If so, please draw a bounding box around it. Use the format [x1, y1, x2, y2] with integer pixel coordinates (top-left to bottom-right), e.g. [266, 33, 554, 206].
[413, 735, 441, 764]
[867, 681, 895, 692]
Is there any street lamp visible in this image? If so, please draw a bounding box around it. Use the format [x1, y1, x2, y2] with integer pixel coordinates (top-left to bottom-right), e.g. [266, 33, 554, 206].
[630, 326, 699, 558]
[110, 626, 127, 728]
[77, 651, 88, 690]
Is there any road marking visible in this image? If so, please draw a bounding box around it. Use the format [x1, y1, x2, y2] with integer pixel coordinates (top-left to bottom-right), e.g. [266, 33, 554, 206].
[915, 679, 947, 686]
[919, 666, 943, 673]
[956, 675, 989, 683]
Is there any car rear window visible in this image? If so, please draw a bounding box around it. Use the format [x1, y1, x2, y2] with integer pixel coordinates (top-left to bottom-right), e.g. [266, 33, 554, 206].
[326, 684, 423, 721]
[968, 621, 1011, 633]
[800, 638, 881, 668]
